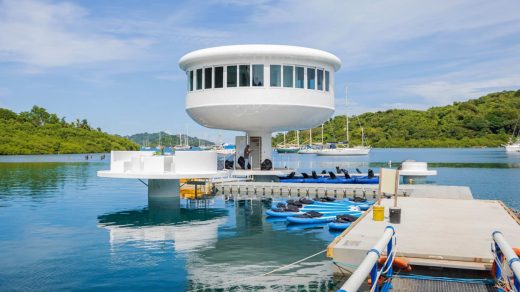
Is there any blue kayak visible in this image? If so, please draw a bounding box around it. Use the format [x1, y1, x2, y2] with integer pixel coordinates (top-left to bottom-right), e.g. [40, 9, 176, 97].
[272, 199, 374, 210]
[266, 207, 360, 217]
[286, 223, 327, 231]
[286, 211, 362, 224]
[328, 221, 352, 231]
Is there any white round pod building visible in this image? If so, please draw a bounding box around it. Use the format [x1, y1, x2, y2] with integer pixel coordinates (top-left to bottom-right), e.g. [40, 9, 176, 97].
[179, 45, 341, 167]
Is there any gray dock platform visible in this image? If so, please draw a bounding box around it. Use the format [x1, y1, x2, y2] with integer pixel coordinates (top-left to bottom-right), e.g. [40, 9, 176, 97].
[390, 277, 497, 292]
[329, 197, 520, 271]
[214, 181, 473, 200]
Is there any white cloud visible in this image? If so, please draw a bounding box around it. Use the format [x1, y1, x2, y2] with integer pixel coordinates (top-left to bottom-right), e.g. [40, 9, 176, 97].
[247, 0, 520, 68]
[0, 0, 152, 68]
[404, 76, 520, 105]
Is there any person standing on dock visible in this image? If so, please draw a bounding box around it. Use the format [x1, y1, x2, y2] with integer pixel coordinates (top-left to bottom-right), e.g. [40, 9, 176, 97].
[244, 145, 252, 169]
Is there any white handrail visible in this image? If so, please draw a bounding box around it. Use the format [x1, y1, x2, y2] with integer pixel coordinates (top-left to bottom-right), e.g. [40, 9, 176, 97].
[338, 226, 395, 292]
[492, 231, 520, 288]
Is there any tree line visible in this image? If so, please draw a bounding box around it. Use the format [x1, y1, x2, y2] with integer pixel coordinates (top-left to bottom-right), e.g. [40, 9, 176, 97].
[273, 90, 520, 147]
[0, 106, 139, 155]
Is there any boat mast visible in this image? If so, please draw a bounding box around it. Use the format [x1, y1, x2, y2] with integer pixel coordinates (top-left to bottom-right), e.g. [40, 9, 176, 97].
[321, 124, 324, 145]
[512, 120, 519, 142]
[361, 127, 365, 147]
[185, 125, 189, 147]
[296, 130, 300, 148]
[345, 86, 349, 147]
[283, 132, 286, 146]
[309, 128, 312, 145]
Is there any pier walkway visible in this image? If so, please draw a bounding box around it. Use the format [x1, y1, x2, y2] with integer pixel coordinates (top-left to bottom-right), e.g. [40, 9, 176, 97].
[329, 197, 520, 271]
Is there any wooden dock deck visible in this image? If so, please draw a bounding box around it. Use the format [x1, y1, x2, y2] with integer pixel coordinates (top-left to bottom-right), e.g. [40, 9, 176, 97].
[329, 197, 520, 272]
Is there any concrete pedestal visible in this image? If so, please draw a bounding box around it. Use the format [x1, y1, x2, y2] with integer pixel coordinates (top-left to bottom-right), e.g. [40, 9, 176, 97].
[148, 179, 180, 198]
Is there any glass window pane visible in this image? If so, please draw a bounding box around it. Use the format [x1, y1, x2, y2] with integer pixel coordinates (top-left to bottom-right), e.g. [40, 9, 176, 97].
[252, 64, 264, 86]
[239, 65, 250, 87]
[196, 69, 202, 90]
[325, 71, 330, 91]
[189, 71, 194, 91]
[214, 67, 223, 88]
[204, 67, 212, 89]
[227, 66, 237, 87]
[307, 68, 315, 89]
[270, 65, 281, 87]
[295, 67, 304, 88]
[317, 69, 323, 90]
[283, 66, 293, 88]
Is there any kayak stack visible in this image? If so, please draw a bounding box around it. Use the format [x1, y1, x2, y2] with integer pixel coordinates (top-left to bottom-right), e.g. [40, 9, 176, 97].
[280, 176, 378, 184]
[266, 197, 375, 231]
[279, 168, 378, 185]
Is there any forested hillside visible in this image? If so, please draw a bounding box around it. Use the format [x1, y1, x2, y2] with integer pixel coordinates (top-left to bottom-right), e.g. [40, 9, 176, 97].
[273, 90, 520, 147]
[0, 106, 139, 155]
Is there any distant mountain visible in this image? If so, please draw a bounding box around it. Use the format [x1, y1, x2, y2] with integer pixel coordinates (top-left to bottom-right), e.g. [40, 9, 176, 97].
[0, 106, 139, 155]
[128, 132, 214, 147]
[273, 90, 520, 147]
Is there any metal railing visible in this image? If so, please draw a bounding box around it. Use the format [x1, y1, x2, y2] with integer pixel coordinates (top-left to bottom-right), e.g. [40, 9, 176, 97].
[492, 231, 520, 291]
[338, 226, 396, 292]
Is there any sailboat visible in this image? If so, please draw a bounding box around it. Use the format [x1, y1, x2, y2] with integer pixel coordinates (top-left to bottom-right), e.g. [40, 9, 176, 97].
[298, 127, 319, 154]
[276, 131, 300, 153]
[504, 120, 520, 152]
[174, 131, 191, 151]
[316, 87, 371, 156]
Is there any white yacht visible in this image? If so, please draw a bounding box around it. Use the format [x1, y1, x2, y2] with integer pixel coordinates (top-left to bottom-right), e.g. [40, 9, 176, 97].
[317, 145, 370, 156]
[503, 121, 520, 152]
[316, 87, 371, 156]
[504, 138, 520, 152]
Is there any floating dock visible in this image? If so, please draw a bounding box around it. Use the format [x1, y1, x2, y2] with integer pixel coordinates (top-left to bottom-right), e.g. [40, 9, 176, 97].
[328, 197, 520, 272]
[214, 181, 473, 200]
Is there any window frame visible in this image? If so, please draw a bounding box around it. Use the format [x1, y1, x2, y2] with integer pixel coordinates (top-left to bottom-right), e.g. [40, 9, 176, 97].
[270, 64, 282, 87]
[307, 67, 316, 90]
[325, 70, 330, 92]
[317, 68, 324, 91]
[196, 68, 203, 90]
[204, 67, 212, 89]
[252, 64, 264, 87]
[283, 65, 294, 88]
[226, 65, 238, 88]
[214, 66, 224, 89]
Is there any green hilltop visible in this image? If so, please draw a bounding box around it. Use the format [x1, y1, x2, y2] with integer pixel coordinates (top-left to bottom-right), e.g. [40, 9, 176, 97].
[274, 90, 520, 147]
[0, 106, 139, 155]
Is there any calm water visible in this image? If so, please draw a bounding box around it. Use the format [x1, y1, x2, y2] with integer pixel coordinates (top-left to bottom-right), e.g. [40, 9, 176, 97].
[0, 149, 519, 291]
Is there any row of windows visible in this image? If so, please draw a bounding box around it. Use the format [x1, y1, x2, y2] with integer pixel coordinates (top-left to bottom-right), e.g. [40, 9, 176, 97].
[187, 64, 331, 92]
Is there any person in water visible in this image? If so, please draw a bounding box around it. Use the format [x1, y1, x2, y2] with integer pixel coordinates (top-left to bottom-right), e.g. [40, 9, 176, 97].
[244, 145, 252, 169]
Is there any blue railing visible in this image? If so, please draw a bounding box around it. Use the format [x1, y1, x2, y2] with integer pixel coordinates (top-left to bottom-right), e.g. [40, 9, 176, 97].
[492, 231, 520, 292]
[338, 226, 396, 292]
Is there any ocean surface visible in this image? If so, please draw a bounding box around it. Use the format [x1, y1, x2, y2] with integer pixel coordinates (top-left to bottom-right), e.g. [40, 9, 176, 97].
[0, 148, 519, 291]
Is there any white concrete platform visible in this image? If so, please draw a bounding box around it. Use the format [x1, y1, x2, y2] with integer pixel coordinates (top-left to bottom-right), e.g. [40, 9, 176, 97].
[97, 170, 228, 179]
[329, 197, 520, 271]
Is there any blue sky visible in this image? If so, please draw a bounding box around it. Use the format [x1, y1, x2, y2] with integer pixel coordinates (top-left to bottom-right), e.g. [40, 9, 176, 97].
[1, 0, 519, 142]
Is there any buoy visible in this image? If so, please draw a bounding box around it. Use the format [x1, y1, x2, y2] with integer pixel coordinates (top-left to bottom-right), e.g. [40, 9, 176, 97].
[378, 256, 412, 272]
[491, 247, 520, 276]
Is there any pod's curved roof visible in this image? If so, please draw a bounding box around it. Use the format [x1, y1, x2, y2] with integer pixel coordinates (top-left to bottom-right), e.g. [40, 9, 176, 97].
[179, 44, 342, 71]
